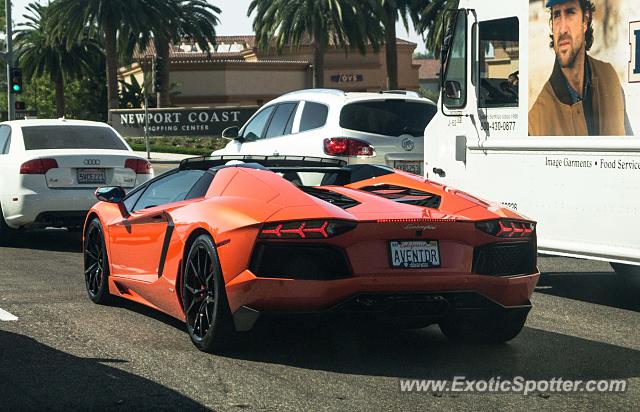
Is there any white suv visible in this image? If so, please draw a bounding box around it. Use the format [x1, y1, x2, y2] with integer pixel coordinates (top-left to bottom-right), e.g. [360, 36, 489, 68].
[0, 119, 154, 241]
[214, 89, 436, 175]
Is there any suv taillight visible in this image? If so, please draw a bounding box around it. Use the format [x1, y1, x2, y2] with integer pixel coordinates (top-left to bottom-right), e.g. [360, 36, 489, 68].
[259, 220, 357, 239]
[323, 138, 375, 157]
[125, 158, 153, 174]
[20, 158, 58, 174]
[475, 220, 535, 238]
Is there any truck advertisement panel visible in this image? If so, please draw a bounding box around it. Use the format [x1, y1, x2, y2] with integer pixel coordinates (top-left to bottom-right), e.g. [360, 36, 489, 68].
[427, 0, 640, 267]
[528, 0, 639, 136]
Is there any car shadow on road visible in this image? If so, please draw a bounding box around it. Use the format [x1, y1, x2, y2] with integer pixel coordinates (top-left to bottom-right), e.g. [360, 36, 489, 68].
[219, 320, 640, 381]
[3, 229, 83, 253]
[115, 297, 187, 333]
[535, 271, 640, 312]
[0, 330, 207, 410]
[104, 293, 640, 382]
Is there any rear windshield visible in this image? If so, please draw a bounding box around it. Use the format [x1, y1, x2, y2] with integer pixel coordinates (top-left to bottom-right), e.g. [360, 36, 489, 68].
[339, 100, 437, 137]
[22, 126, 128, 151]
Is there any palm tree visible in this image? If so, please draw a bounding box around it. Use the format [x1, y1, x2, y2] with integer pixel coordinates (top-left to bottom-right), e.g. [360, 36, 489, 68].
[154, 0, 221, 107]
[249, 0, 382, 88]
[364, 0, 422, 90]
[118, 75, 145, 109]
[0, 0, 6, 32]
[15, 3, 103, 117]
[414, 0, 459, 58]
[49, 0, 179, 111]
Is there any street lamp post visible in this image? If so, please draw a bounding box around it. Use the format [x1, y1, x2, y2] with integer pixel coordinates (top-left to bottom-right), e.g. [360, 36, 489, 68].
[5, 0, 15, 121]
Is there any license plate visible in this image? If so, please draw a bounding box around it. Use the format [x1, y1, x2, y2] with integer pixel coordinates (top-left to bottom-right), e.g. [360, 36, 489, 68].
[394, 161, 422, 175]
[77, 168, 106, 184]
[389, 240, 440, 268]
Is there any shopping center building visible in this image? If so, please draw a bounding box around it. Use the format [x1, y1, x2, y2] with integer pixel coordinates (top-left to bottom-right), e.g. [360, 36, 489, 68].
[119, 35, 421, 107]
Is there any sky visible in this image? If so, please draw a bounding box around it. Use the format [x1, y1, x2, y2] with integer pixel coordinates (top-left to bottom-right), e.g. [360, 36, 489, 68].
[10, 0, 426, 52]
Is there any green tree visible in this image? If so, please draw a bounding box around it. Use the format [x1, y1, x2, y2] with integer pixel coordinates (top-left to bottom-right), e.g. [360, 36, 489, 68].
[49, 0, 179, 111]
[414, 0, 459, 58]
[249, 0, 382, 88]
[413, 50, 434, 59]
[118, 75, 145, 109]
[0, 0, 6, 34]
[154, 0, 221, 107]
[14, 3, 103, 117]
[14, 74, 107, 121]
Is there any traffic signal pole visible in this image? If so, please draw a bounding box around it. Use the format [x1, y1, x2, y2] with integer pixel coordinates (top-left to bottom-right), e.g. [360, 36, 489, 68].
[5, 0, 15, 121]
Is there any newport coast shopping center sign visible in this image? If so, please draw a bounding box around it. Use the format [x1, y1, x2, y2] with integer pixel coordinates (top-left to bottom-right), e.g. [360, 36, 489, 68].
[110, 107, 257, 137]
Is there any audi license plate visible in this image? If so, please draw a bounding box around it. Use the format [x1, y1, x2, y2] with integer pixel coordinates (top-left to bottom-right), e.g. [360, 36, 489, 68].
[394, 161, 422, 175]
[77, 168, 106, 184]
[389, 240, 440, 268]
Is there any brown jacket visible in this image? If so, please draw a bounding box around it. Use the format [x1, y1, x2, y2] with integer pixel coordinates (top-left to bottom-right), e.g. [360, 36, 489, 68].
[529, 56, 626, 136]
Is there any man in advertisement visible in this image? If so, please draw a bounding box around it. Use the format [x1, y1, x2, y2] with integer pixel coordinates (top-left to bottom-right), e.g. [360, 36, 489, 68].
[528, 0, 633, 136]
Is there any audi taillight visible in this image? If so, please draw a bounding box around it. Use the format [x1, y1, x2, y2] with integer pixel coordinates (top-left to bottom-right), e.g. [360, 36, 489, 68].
[20, 158, 58, 174]
[259, 220, 357, 239]
[125, 158, 153, 174]
[475, 220, 535, 238]
[323, 138, 375, 157]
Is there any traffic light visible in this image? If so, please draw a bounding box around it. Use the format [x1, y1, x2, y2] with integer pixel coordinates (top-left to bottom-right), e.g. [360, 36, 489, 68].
[10, 68, 23, 94]
[15, 101, 26, 111]
[153, 56, 163, 94]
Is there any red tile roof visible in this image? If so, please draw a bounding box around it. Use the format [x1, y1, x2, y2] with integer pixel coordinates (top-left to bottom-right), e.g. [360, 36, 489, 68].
[138, 35, 414, 55]
[133, 35, 416, 65]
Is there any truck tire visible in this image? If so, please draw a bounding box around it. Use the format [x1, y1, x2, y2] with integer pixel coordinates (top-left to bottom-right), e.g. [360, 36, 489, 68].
[610, 263, 640, 289]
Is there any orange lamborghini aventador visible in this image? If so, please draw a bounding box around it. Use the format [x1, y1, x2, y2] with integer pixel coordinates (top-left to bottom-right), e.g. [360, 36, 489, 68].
[83, 156, 539, 352]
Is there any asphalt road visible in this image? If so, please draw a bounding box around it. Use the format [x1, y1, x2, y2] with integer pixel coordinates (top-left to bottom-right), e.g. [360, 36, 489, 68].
[0, 227, 638, 411]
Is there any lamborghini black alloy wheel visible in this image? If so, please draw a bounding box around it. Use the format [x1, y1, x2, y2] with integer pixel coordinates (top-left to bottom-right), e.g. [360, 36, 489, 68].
[85, 225, 105, 297]
[183, 241, 217, 341]
[83, 219, 112, 304]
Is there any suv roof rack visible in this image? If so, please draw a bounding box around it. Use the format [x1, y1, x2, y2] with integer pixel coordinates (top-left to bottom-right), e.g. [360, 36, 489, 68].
[281, 89, 346, 98]
[379, 90, 421, 98]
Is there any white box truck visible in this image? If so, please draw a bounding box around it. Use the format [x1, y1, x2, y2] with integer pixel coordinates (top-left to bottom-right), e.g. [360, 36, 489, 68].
[424, 0, 640, 277]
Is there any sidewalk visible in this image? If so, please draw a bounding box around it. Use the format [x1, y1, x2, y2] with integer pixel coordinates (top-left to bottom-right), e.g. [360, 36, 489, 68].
[134, 151, 198, 164]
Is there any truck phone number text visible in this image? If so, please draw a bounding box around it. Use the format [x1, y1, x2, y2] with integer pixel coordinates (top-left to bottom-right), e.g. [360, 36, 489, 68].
[480, 121, 517, 132]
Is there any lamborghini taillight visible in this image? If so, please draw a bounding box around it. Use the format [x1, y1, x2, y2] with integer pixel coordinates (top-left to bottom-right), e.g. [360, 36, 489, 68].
[475, 220, 535, 238]
[259, 220, 356, 239]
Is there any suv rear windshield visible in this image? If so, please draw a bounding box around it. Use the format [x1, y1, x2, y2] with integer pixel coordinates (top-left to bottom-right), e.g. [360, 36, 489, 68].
[22, 126, 128, 151]
[339, 100, 437, 137]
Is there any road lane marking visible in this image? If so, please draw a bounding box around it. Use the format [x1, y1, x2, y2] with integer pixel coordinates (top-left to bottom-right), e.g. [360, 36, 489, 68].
[0, 308, 18, 321]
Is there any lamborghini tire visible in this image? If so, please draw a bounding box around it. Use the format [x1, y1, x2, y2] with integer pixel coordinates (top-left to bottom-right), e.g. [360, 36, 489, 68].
[182, 234, 235, 353]
[83, 218, 113, 305]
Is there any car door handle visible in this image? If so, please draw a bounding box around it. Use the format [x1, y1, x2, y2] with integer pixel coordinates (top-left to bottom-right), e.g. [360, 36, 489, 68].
[432, 168, 446, 178]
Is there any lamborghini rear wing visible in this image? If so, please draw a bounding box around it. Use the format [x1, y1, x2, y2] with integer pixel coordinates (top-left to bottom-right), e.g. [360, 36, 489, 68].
[179, 155, 347, 170]
[179, 155, 396, 185]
